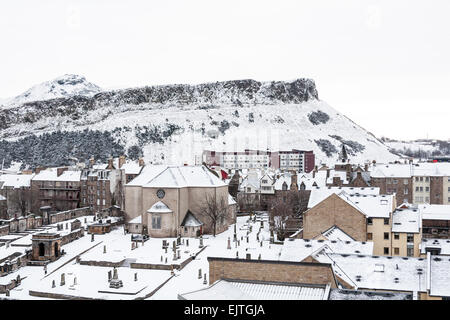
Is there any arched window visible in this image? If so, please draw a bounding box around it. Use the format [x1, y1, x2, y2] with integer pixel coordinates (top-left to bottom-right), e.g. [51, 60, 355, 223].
[38, 243, 45, 256]
[54, 242, 59, 257]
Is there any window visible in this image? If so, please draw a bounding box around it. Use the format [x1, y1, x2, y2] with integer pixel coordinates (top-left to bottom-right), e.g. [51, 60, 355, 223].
[384, 218, 389, 225]
[384, 247, 389, 255]
[425, 177, 429, 182]
[394, 233, 400, 240]
[152, 215, 161, 229]
[394, 248, 400, 255]
[384, 232, 389, 240]
[407, 247, 414, 257]
[393, 179, 398, 184]
[407, 233, 414, 243]
[367, 233, 373, 240]
[420, 177, 423, 182]
[415, 187, 419, 192]
[367, 218, 373, 225]
[404, 179, 409, 185]
[404, 188, 408, 195]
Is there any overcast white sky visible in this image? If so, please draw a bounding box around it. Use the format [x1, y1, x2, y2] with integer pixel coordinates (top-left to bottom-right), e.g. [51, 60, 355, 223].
[0, 0, 449, 140]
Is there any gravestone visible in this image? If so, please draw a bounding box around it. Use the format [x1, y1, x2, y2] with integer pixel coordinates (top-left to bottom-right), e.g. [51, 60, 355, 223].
[91, 234, 94, 242]
[203, 273, 207, 285]
[52, 280, 56, 288]
[108, 270, 112, 282]
[199, 236, 204, 248]
[227, 237, 231, 250]
[186, 239, 189, 247]
[73, 277, 77, 285]
[60, 273, 65, 286]
[246, 253, 251, 260]
[134, 273, 138, 282]
[198, 268, 202, 279]
[109, 267, 123, 289]
[103, 245, 106, 254]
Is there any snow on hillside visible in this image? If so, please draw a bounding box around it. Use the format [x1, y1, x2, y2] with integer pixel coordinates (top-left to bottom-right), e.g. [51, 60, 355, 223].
[2, 74, 101, 108]
[386, 141, 438, 154]
[0, 78, 399, 167]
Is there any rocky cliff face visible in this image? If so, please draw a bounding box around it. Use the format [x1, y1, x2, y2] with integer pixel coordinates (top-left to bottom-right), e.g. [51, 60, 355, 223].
[0, 76, 398, 168]
[0, 78, 318, 132]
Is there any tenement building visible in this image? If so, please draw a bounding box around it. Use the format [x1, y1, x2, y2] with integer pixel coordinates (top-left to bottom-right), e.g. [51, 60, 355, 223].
[30, 168, 81, 214]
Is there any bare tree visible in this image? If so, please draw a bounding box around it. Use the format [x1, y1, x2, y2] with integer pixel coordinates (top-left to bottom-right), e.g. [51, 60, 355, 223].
[199, 193, 228, 237]
[269, 191, 302, 241]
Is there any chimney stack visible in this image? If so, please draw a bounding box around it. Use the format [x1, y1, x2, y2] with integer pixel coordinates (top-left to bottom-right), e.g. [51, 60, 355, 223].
[107, 157, 114, 169]
[57, 167, 68, 177]
[119, 155, 126, 168]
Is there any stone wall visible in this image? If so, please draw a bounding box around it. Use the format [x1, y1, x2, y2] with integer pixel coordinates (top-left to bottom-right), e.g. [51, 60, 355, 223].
[49, 207, 92, 224]
[208, 257, 337, 288]
[303, 193, 367, 241]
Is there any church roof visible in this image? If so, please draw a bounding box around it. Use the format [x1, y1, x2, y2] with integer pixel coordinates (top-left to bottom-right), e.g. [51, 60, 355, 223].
[180, 210, 203, 227]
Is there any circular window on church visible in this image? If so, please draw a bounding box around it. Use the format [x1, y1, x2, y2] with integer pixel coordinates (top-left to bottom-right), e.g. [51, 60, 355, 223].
[156, 189, 165, 199]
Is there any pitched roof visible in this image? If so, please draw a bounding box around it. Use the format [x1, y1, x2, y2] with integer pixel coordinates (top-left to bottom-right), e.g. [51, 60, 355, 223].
[180, 279, 330, 300]
[146, 201, 172, 214]
[180, 210, 203, 227]
[142, 166, 226, 188]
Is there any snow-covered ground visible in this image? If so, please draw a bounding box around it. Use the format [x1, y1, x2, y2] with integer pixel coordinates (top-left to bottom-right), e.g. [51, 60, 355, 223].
[0, 215, 277, 300]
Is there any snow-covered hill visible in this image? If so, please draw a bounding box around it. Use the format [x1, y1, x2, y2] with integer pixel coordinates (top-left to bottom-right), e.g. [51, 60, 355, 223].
[0, 77, 399, 167]
[385, 139, 450, 158]
[1, 74, 101, 107]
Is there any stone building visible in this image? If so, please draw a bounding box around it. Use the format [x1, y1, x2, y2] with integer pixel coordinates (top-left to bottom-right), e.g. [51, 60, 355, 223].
[303, 191, 398, 256]
[30, 168, 81, 214]
[124, 165, 236, 238]
[31, 233, 62, 262]
[0, 173, 34, 218]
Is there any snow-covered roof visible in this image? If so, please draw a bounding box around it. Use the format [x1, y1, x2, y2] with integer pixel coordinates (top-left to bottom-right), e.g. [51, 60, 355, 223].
[146, 201, 172, 214]
[126, 165, 167, 186]
[273, 172, 323, 191]
[228, 194, 236, 205]
[180, 279, 330, 300]
[32, 168, 81, 182]
[370, 164, 413, 178]
[314, 253, 428, 293]
[429, 256, 450, 298]
[340, 193, 394, 219]
[307, 186, 380, 209]
[419, 204, 450, 221]
[0, 174, 35, 189]
[128, 215, 142, 224]
[142, 166, 226, 188]
[321, 226, 355, 242]
[421, 239, 450, 255]
[391, 207, 421, 233]
[411, 162, 450, 177]
[279, 238, 373, 262]
[121, 161, 143, 175]
[329, 289, 412, 300]
[326, 170, 349, 185]
[180, 211, 203, 227]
